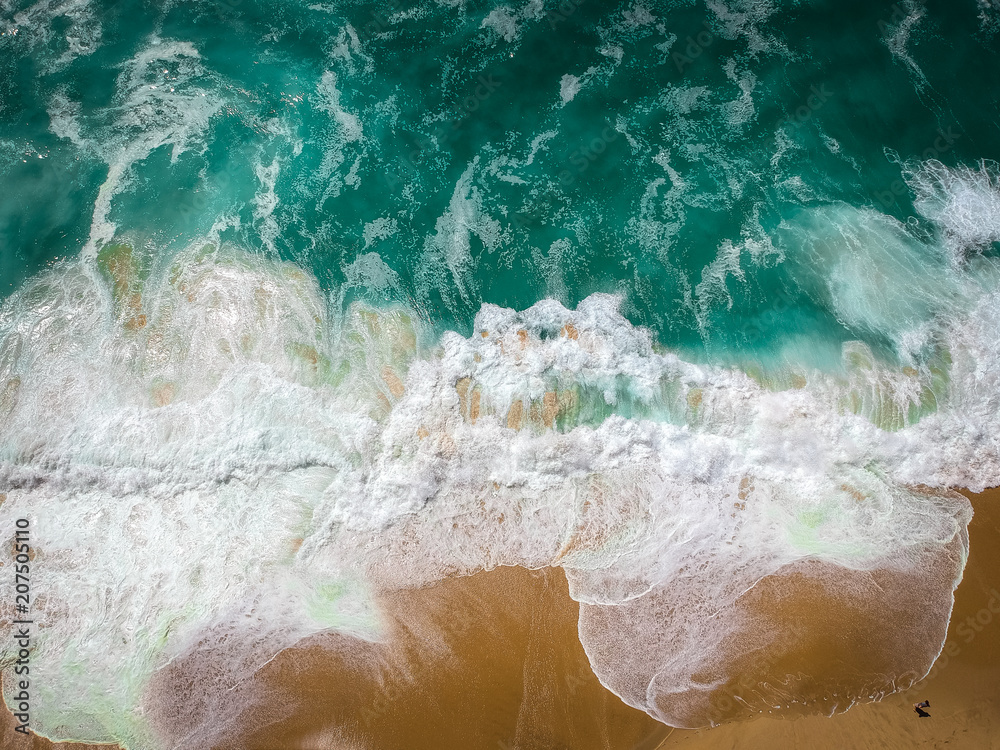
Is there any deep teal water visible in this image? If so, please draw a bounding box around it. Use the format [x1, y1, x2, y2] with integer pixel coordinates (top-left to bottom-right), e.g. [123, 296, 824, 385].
[3, 0, 997, 370]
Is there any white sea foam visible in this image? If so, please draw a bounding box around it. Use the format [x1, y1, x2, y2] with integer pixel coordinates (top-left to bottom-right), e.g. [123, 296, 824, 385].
[480, 6, 520, 43]
[780, 202, 962, 351]
[252, 155, 281, 253]
[328, 23, 373, 77]
[338, 251, 404, 310]
[316, 71, 364, 143]
[622, 4, 655, 28]
[556, 67, 599, 107]
[881, 0, 927, 84]
[47, 91, 88, 149]
[559, 73, 582, 105]
[307, 70, 368, 208]
[78, 37, 223, 259]
[879, 0, 951, 118]
[694, 239, 745, 325]
[362, 217, 399, 248]
[706, 0, 791, 59]
[0, 247, 384, 745]
[624, 158, 687, 268]
[906, 159, 1000, 266]
[720, 62, 756, 129]
[3, 172, 1000, 743]
[13, 0, 102, 71]
[978, 0, 1000, 35]
[418, 157, 507, 310]
[532, 237, 572, 301]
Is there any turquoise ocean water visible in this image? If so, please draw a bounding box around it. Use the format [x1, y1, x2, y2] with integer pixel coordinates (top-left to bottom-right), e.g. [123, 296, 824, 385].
[3, 0, 996, 363]
[1, 0, 1000, 746]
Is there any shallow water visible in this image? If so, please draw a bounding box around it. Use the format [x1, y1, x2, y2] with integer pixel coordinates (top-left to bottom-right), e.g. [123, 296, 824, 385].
[1, 0, 999, 746]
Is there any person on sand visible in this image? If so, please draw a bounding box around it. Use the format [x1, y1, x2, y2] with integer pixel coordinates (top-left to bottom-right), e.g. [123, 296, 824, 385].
[914, 700, 931, 718]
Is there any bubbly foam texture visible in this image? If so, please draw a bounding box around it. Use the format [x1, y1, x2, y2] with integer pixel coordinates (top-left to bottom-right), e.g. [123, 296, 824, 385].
[721, 62, 757, 129]
[47, 92, 87, 149]
[67, 37, 223, 258]
[12, 0, 102, 71]
[307, 70, 367, 208]
[3, 188, 999, 740]
[0, 246, 385, 745]
[480, 7, 521, 44]
[706, 0, 792, 59]
[882, 1, 927, 83]
[780, 203, 961, 347]
[418, 157, 508, 311]
[978, 0, 1000, 35]
[252, 156, 282, 253]
[907, 159, 1000, 265]
[559, 73, 582, 105]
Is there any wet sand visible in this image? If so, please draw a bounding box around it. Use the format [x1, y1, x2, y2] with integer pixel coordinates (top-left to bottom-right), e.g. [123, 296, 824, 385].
[656, 487, 1000, 749]
[146, 566, 670, 750]
[4, 488, 999, 749]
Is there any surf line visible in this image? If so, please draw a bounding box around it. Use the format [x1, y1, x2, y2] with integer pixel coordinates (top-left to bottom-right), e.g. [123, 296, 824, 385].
[11, 518, 32, 736]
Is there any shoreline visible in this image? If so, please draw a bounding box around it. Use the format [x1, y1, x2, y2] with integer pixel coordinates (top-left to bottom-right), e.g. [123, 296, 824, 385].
[2, 488, 998, 749]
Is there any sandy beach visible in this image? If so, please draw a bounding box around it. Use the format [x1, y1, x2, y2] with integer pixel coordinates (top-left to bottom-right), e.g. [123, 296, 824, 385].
[657, 487, 1000, 748]
[4, 488, 999, 750]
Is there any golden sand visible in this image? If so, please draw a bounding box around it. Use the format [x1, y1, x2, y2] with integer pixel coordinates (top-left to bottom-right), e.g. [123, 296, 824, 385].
[657, 487, 1000, 749]
[3, 489, 999, 749]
